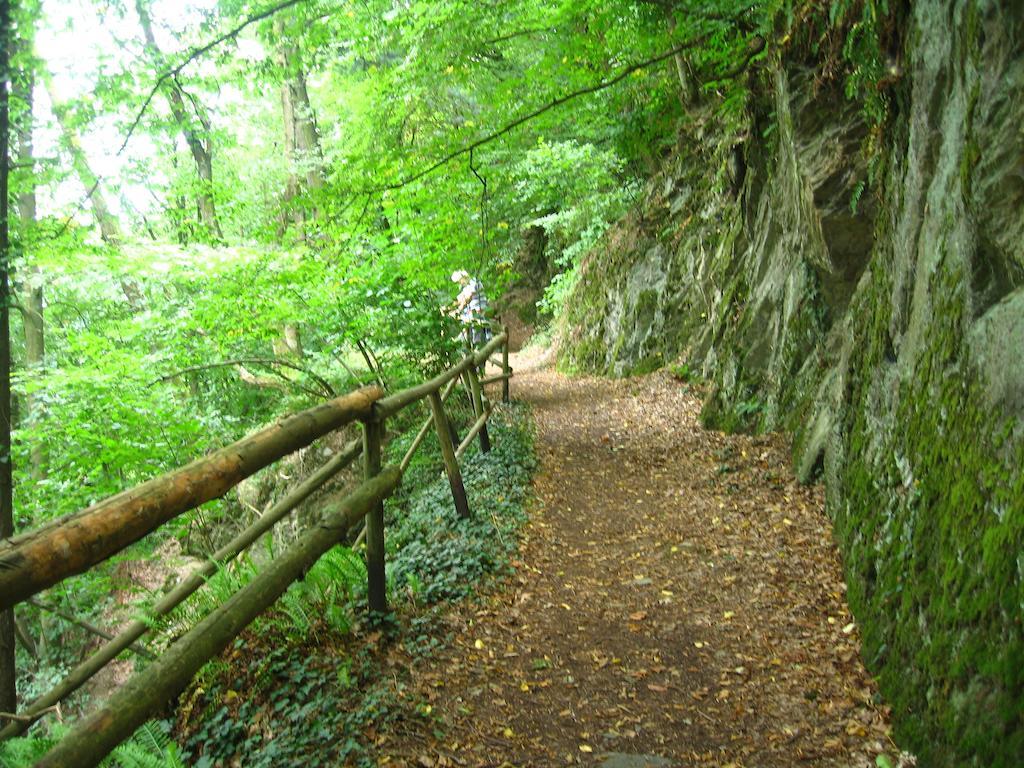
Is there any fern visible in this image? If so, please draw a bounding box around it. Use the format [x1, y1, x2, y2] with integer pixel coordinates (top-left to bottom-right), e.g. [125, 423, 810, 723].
[310, 547, 366, 593]
[276, 589, 313, 640]
[167, 556, 258, 632]
[0, 733, 60, 767]
[103, 720, 184, 768]
[132, 721, 171, 755]
[0, 722, 182, 768]
[849, 179, 866, 214]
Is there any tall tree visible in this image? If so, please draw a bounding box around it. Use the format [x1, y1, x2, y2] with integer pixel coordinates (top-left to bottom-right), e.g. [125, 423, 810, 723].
[0, 0, 18, 719]
[42, 72, 122, 245]
[14, 37, 44, 478]
[274, 15, 323, 235]
[134, 0, 222, 241]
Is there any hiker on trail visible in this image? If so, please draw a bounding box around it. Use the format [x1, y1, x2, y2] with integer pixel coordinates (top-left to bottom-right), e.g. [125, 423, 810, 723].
[450, 270, 491, 347]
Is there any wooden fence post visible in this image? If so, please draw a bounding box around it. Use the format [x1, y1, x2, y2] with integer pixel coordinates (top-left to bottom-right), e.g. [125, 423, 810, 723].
[363, 417, 387, 614]
[446, 413, 461, 450]
[428, 391, 471, 519]
[466, 365, 491, 454]
[502, 325, 511, 403]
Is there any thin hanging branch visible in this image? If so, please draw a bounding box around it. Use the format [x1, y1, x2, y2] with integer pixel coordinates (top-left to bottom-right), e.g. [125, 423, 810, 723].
[27, 599, 154, 661]
[117, 0, 313, 154]
[150, 357, 336, 398]
[355, 34, 717, 196]
[355, 339, 387, 391]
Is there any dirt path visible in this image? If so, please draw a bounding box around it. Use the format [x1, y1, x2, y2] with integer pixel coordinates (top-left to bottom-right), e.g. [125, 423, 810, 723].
[382, 352, 895, 767]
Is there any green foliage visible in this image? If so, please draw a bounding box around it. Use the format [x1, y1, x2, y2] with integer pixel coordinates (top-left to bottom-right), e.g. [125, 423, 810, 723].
[388, 404, 536, 604]
[829, 0, 893, 125]
[0, 721, 183, 768]
[179, 646, 388, 768]
[669, 361, 699, 384]
[268, 547, 367, 641]
[785, 0, 901, 194]
[166, 556, 259, 633]
[105, 722, 185, 768]
[493, 138, 635, 317]
[702, 383, 765, 434]
[4, 0, 762, 755]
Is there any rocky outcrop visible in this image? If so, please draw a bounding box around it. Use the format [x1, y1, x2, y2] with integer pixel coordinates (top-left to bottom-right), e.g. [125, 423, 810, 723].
[561, 1, 1023, 764]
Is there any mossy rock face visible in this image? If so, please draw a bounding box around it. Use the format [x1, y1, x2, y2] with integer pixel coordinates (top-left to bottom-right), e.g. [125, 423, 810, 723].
[556, 0, 1024, 762]
[828, 3, 1024, 761]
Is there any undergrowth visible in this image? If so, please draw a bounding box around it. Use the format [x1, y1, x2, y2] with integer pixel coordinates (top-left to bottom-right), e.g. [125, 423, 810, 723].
[0, 721, 184, 768]
[2, 403, 534, 767]
[170, 402, 535, 767]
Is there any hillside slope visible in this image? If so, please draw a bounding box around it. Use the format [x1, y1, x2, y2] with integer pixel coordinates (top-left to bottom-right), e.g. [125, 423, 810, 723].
[560, 2, 1023, 764]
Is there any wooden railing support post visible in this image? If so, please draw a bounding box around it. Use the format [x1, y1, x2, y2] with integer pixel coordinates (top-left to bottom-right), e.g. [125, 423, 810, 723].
[466, 365, 491, 454]
[428, 391, 471, 519]
[363, 417, 387, 614]
[502, 326, 511, 403]
[446, 413, 461, 450]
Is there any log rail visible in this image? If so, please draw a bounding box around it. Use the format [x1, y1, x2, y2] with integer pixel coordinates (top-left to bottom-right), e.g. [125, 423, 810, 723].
[0, 328, 514, 768]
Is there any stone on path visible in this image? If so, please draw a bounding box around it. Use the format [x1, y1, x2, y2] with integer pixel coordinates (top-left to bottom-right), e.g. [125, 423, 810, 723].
[599, 753, 675, 768]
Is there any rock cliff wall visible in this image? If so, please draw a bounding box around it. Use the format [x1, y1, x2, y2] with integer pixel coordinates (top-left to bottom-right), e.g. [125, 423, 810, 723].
[561, 2, 1023, 763]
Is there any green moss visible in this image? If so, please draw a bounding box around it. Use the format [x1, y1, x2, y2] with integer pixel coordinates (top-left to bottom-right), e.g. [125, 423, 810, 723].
[836, 256, 1024, 766]
[559, 333, 605, 375]
[701, 373, 765, 434]
[628, 353, 664, 376]
[960, 81, 982, 199]
[635, 289, 659, 325]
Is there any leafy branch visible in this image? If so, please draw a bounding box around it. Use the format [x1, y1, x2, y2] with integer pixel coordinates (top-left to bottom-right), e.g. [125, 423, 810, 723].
[356, 32, 722, 195]
[117, 0, 314, 154]
[53, 0, 319, 241]
[150, 357, 336, 398]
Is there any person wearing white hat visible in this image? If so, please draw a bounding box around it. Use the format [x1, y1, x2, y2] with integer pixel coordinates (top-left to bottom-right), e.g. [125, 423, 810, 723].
[451, 270, 490, 346]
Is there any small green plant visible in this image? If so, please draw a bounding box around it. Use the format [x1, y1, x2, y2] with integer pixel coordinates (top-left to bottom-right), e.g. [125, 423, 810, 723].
[670, 361, 699, 383]
[266, 546, 366, 640]
[735, 397, 763, 420]
[849, 179, 866, 214]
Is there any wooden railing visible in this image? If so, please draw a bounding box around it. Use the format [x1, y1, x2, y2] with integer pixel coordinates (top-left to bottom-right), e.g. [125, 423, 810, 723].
[0, 329, 514, 768]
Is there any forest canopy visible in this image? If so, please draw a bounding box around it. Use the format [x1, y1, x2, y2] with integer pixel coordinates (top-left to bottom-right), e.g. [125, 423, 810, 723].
[0, 0, 768, 522]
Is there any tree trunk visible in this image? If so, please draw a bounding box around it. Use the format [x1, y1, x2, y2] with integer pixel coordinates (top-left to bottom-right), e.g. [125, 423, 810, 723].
[42, 74, 122, 245]
[667, 14, 698, 105]
[273, 323, 303, 358]
[362, 420, 387, 613]
[274, 17, 324, 236]
[134, 0, 222, 241]
[0, 386, 383, 611]
[15, 59, 45, 479]
[0, 0, 18, 718]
